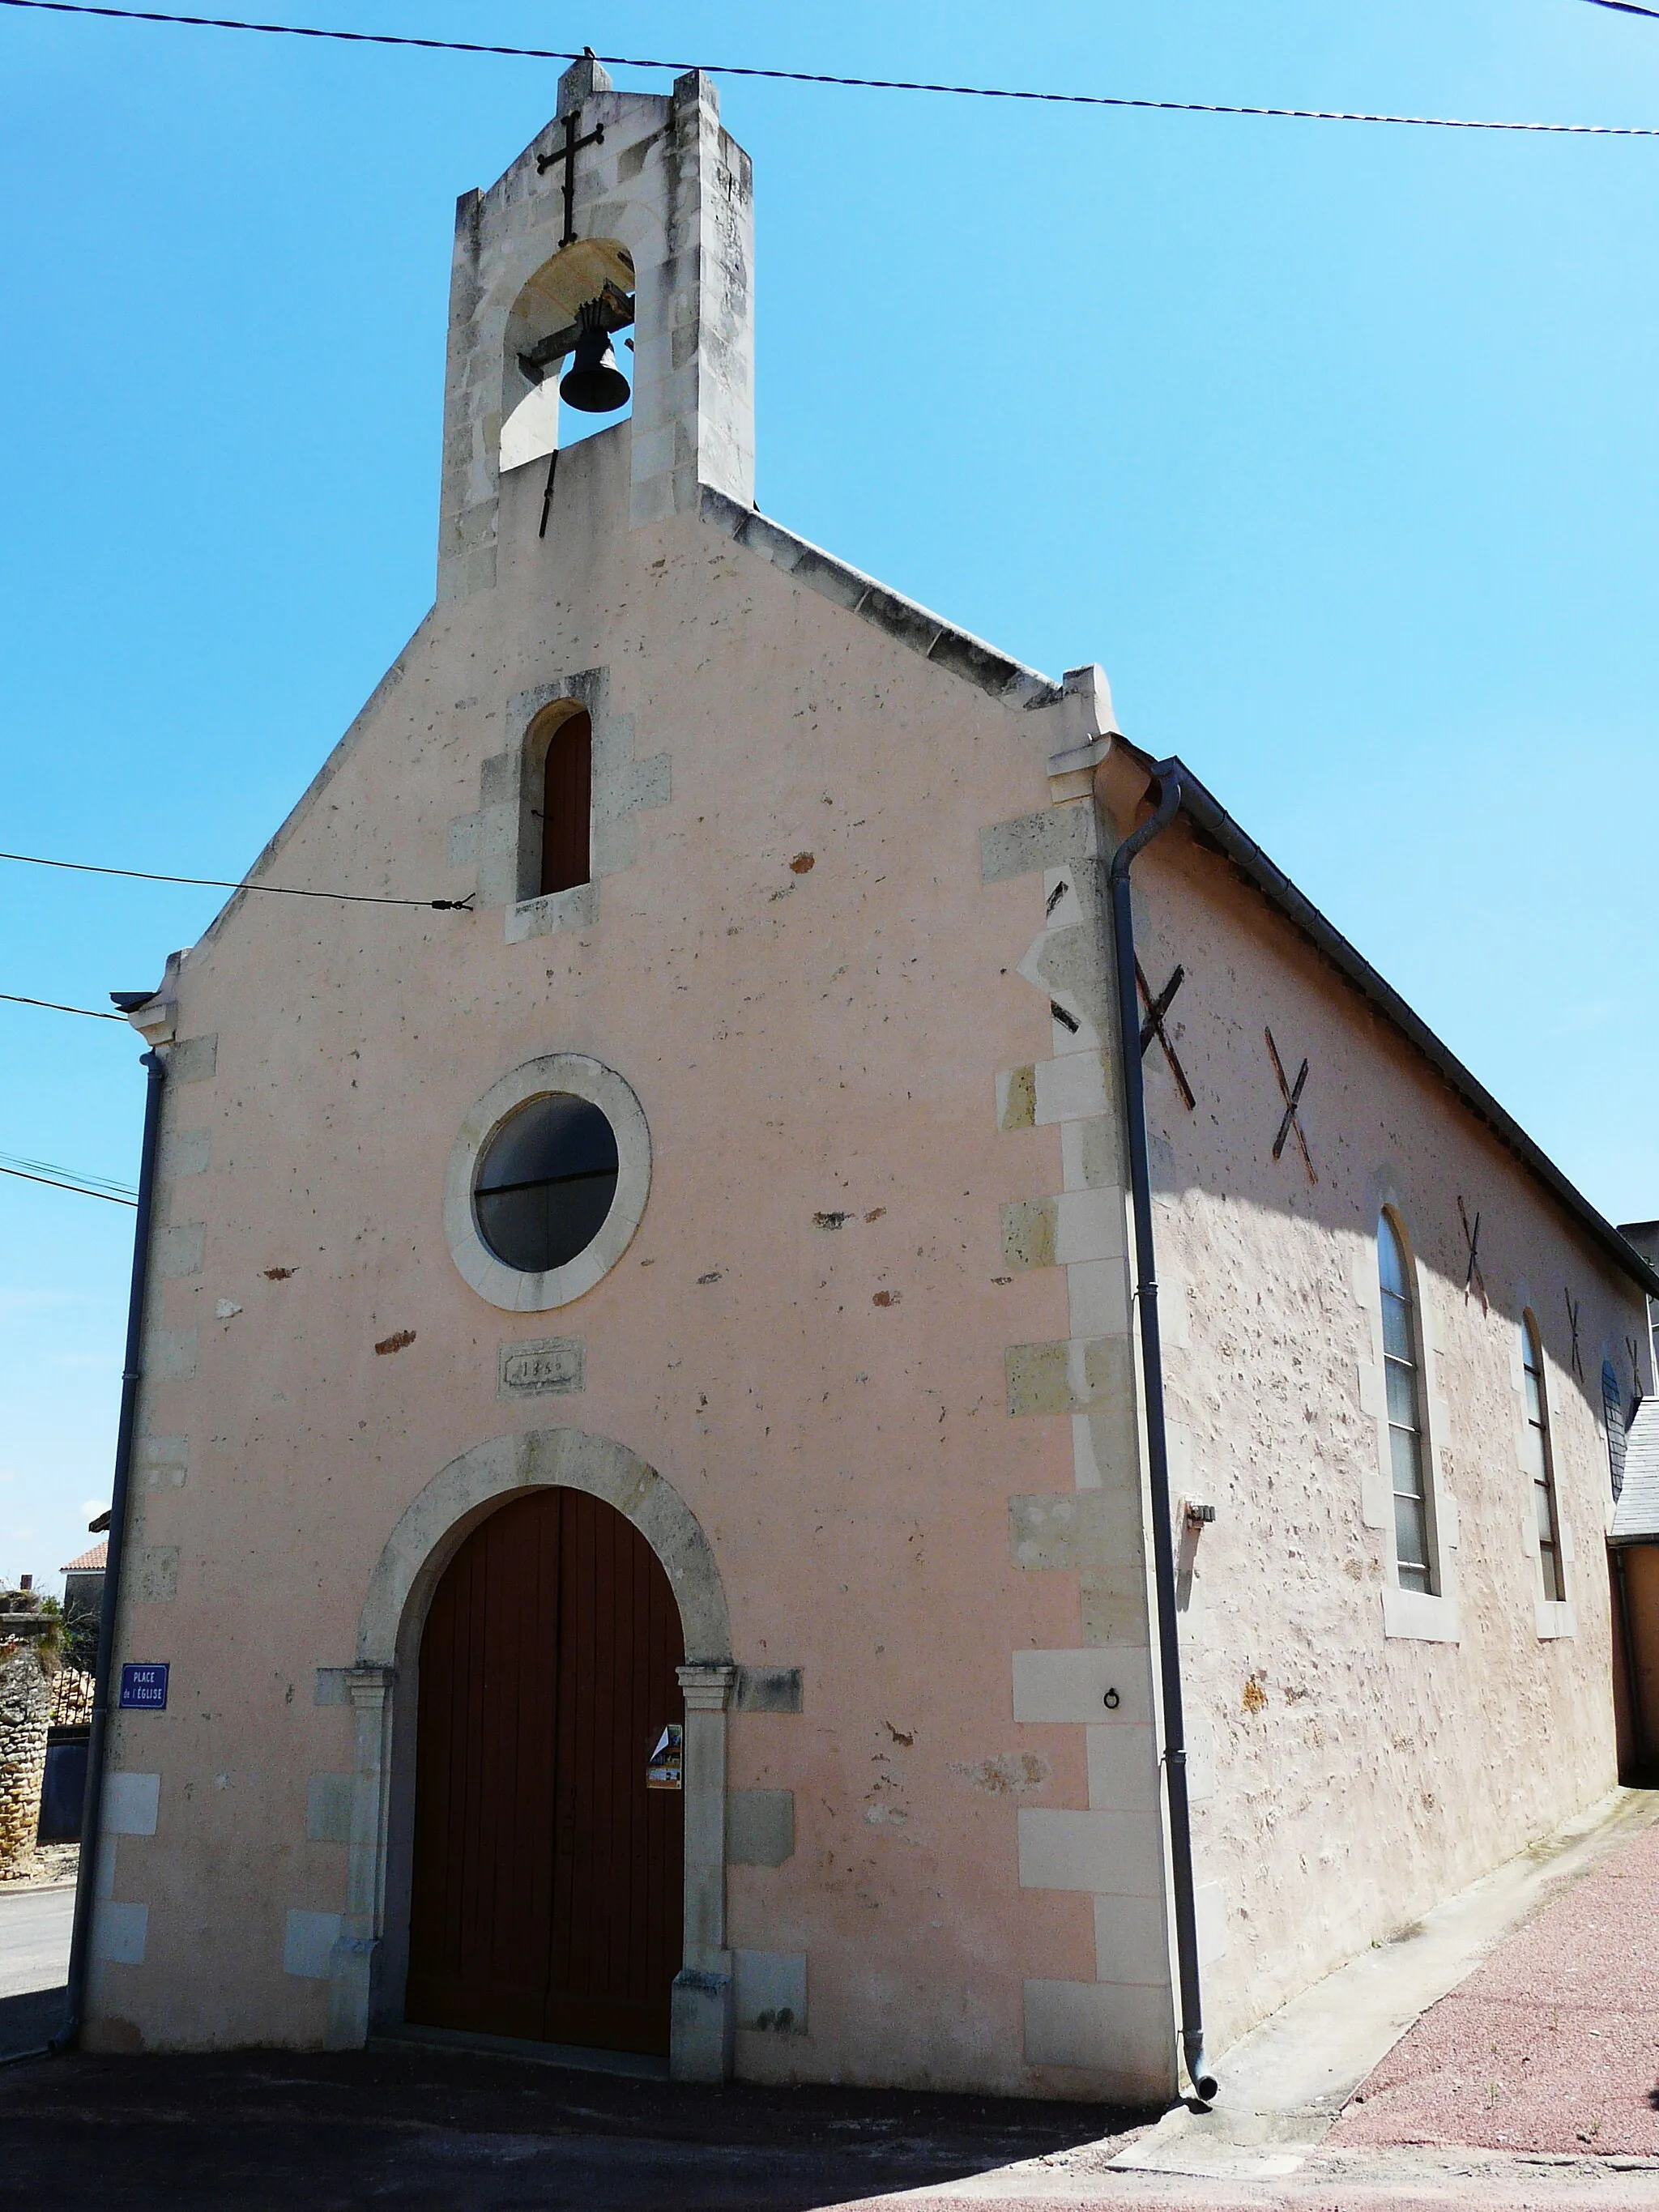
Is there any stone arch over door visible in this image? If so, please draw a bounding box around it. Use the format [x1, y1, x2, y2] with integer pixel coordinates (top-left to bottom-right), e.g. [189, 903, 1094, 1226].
[326, 1427, 736, 2082]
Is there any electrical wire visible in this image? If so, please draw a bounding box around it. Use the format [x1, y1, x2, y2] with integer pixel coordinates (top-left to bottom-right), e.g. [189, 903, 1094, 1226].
[2, 0, 1658, 136]
[0, 991, 126, 1021]
[0, 849, 473, 910]
[0, 1153, 138, 1205]
[1, 1149, 137, 1196]
[1578, 0, 1659, 19]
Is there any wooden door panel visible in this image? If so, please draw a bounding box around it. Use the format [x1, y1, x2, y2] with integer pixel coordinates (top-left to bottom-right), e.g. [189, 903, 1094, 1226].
[545, 1488, 684, 2052]
[406, 1487, 684, 2055]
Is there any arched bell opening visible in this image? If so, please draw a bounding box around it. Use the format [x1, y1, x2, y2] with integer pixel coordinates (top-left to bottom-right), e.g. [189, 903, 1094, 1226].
[500, 237, 636, 472]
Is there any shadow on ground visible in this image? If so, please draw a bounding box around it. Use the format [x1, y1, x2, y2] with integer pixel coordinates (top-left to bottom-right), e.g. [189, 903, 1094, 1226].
[0, 1986, 62, 2056]
[0, 2044, 1149, 2210]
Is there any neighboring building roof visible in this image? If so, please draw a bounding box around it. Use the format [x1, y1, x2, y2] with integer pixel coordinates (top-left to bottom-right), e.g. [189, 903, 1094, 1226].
[61, 1542, 108, 1574]
[1613, 1400, 1659, 1545]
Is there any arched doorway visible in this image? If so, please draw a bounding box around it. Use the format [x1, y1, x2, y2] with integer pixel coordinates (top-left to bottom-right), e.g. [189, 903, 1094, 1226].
[404, 1486, 686, 2055]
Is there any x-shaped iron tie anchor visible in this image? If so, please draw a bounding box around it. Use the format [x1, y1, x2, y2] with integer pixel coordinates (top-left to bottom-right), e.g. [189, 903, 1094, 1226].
[1459, 1196, 1489, 1314]
[1136, 960, 1196, 1112]
[1265, 1027, 1316, 1184]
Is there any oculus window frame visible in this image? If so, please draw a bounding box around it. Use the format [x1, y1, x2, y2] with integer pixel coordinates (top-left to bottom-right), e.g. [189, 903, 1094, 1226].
[445, 1055, 650, 1313]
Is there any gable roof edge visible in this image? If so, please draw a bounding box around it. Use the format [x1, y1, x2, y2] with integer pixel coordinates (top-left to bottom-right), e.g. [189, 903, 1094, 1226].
[1123, 744, 1659, 1303]
[699, 485, 1063, 710]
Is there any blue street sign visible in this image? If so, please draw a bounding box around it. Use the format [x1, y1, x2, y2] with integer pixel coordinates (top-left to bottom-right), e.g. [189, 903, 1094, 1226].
[118, 1662, 168, 1711]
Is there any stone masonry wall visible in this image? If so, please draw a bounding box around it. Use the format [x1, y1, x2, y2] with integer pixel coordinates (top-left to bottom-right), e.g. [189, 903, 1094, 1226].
[0, 1642, 51, 1865]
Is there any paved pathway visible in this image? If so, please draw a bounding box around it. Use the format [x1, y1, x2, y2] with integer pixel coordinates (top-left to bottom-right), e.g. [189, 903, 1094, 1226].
[1331, 1816, 1659, 2158]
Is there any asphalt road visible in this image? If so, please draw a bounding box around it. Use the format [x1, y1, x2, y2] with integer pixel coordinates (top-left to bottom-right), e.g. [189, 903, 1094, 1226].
[0, 2048, 1138, 2210]
[0, 1882, 72, 2055]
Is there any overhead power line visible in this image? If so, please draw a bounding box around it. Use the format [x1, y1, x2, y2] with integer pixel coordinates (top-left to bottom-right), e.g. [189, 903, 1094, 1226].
[0, 849, 473, 910]
[1578, 0, 1659, 19]
[0, 1153, 138, 1205]
[0, 991, 126, 1021]
[3, 0, 1659, 136]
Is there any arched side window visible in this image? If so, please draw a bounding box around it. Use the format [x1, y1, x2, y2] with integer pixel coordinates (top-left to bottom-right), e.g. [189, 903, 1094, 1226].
[1603, 1357, 1629, 1502]
[1521, 1316, 1565, 1603]
[1379, 1212, 1435, 1595]
[539, 710, 592, 897]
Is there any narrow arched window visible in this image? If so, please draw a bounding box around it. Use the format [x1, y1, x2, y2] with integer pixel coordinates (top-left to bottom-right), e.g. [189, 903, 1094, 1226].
[539, 710, 592, 897]
[1522, 1316, 1565, 1603]
[1379, 1213, 1434, 1594]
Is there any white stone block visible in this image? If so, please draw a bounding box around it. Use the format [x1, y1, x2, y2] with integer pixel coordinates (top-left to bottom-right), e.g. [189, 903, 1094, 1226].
[1093, 1895, 1173, 1985]
[1023, 1977, 1175, 2076]
[733, 1948, 807, 2033]
[284, 1908, 343, 1980]
[160, 1129, 209, 1180]
[1034, 1054, 1111, 1126]
[1013, 1647, 1154, 1727]
[1160, 1267, 1190, 1349]
[307, 1773, 354, 1845]
[1195, 1879, 1228, 1964]
[1380, 1585, 1461, 1643]
[1067, 1259, 1130, 1340]
[137, 1434, 189, 1489]
[149, 1328, 197, 1383]
[157, 1224, 204, 1280]
[1085, 1724, 1161, 1813]
[1071, 1411, 1105, 1490]
[1186, 1712, 1216, 1804]
[1040, 867, 1084, 931]
[92, 1900, 147, 1967]
[103, 1772, 160, 1836]
[1051, 1004, 1107, 1057]
[1017, 1808, 1165, 1896]
[1053, 1189, 1127, 1266]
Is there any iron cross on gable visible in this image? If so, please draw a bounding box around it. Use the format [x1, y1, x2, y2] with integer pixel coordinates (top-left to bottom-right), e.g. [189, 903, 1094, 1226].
[536, 106, 607, 247]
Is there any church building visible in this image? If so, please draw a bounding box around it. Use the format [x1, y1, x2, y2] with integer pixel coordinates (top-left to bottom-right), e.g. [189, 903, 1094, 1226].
[86, 61, 1657, 2104]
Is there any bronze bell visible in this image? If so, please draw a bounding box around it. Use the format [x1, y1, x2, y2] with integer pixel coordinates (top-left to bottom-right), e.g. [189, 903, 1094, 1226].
[559, 298, 630, 415]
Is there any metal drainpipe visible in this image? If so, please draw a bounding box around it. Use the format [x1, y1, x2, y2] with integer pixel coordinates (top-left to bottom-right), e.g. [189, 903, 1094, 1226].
[53, 1046, 167, 2054]
[1106, 760, 1218, 2105]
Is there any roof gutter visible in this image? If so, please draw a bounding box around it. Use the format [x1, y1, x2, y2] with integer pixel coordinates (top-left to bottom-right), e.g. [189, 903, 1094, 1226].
[1119, 744, 1659, 1305]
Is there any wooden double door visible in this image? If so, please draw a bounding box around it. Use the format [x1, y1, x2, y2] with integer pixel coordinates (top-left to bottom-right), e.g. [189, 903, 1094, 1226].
[405, 1488, 685, 2054]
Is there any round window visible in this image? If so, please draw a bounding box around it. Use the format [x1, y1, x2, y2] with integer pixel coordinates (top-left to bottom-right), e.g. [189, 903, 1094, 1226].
[473, 1094, 620, 1273]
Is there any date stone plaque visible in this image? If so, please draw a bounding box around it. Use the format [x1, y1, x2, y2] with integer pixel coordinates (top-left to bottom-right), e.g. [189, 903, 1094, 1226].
[497, 1336, 585, 1401]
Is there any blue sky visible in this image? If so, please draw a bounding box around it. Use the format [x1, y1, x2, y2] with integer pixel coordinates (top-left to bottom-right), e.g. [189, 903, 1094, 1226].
[2, 0, 1657, 1589]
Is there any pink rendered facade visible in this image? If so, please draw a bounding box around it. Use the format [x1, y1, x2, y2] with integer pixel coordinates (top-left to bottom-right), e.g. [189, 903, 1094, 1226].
[85, 66, 1655, 2100]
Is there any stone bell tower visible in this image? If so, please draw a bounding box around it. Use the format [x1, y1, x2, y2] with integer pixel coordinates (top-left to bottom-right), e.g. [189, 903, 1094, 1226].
[437, 55, 755, 604]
